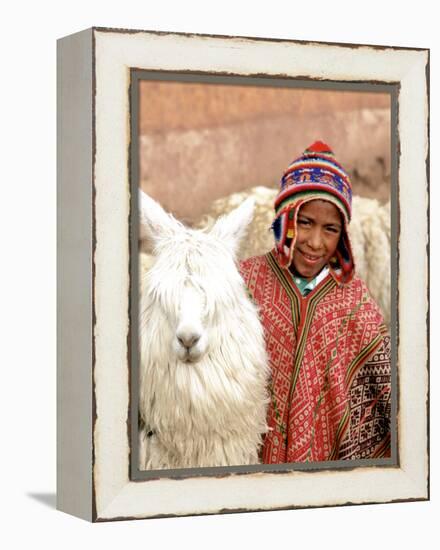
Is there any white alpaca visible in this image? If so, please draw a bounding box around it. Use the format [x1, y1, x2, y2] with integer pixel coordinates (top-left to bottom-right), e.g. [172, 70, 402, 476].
[138, 191, 270, 469]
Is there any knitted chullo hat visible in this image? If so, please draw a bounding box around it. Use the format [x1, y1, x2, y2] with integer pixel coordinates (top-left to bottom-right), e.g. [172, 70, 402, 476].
[272, 140, 354, 284]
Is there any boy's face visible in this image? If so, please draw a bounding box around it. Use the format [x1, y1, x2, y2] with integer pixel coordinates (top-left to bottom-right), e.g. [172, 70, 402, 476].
[291, 199, 342, 281]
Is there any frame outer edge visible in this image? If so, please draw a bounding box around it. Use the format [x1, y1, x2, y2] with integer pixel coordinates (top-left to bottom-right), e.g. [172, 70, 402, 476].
[57, 27, 94, 522]
[87, 29, 426, 521]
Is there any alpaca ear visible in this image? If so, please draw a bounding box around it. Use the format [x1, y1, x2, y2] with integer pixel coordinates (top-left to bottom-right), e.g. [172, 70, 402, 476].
[138, 189, 181, 246]
[211, 197, 255, 253]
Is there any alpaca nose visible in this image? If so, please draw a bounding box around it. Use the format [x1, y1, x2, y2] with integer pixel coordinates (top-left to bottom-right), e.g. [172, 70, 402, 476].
[177, 331, 201, 349]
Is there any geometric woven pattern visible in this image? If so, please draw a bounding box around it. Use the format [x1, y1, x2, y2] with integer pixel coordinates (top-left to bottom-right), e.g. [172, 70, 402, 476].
[338, 334, 391, 459]
[240, 251, 391, 463]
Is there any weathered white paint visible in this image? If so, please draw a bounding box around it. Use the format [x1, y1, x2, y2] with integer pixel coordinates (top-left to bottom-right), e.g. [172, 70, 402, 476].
[93, 28, 428, 520]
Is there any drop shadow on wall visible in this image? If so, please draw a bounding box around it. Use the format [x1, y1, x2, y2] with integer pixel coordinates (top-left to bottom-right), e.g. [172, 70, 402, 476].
[26, 492, 57, 509]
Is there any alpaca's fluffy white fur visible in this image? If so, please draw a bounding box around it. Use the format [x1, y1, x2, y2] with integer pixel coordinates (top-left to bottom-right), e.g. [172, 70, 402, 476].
[349, 197, 390, 326]
[197, 186, 391, 326]
[138, 192, 270, 469]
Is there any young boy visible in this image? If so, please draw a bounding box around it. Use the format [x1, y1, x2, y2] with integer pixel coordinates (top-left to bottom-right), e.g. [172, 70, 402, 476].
[240, 141, 391, 463]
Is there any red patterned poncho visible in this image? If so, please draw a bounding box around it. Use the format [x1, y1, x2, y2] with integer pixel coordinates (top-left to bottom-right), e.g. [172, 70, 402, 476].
[240, 251, 391, 463]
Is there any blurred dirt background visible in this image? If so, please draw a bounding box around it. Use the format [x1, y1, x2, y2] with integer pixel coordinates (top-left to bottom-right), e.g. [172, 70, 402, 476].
[138, 80, 391, 224]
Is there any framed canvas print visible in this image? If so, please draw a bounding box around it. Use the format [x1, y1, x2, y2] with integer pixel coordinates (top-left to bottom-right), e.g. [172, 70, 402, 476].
[57, 27, 429, 522]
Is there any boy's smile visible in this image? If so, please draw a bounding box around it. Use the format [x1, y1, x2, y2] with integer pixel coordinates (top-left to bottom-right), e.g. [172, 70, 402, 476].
[290, 199, 342, 281]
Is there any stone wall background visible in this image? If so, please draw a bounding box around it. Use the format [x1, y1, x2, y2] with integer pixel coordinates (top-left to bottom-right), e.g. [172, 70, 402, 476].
[138, 81, 391, 224]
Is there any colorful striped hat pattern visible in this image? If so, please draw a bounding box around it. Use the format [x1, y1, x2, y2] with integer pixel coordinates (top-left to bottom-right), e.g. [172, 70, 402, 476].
[272, 141, 355, 284]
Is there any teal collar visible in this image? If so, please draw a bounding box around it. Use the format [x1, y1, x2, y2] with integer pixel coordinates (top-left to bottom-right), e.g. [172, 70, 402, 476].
[289, 266, 330, 296]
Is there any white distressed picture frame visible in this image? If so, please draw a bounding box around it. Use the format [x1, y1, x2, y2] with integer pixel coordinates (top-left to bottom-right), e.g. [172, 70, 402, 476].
[57, 27, 429, 522]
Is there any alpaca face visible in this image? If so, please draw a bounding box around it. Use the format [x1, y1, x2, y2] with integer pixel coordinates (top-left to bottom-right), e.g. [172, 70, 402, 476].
[144, 238, 230, 365]
[172, 281, 208, 363]
[139, 190, 255, 366]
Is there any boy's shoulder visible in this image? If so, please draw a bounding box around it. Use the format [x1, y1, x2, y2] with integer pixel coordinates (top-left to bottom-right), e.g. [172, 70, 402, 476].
[239, 253, 271, 281]
[239, 252, 269, 269]
[341, 274, 386, 326]
[346, 273, 368, 291]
